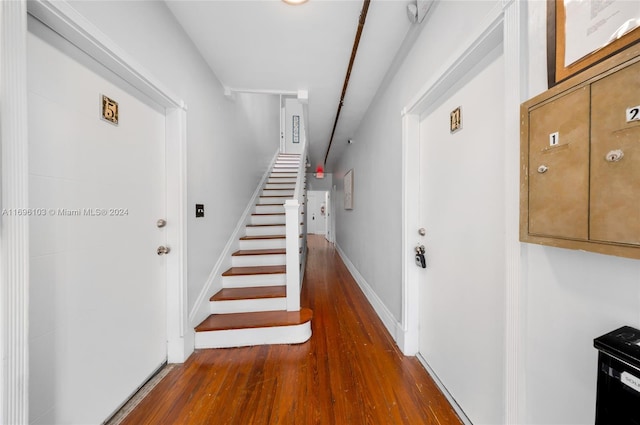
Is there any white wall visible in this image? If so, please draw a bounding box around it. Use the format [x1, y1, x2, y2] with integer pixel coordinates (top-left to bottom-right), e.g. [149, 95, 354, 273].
[331, 0, 640, 424]
[284, 97, 305, 154]
[66, 1, 280, 315]
[523, 2, 640, 424]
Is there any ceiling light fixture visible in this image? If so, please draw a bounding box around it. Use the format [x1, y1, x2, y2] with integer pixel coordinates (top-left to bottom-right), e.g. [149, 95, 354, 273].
[282, 0, 308, 5]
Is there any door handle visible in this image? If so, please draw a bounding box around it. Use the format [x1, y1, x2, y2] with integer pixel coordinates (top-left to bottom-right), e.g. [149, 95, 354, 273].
[157, 246, 170, 255]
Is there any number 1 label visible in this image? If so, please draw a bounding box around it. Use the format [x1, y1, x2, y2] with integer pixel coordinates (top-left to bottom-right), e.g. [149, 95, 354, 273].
[549, 131, 559, 146]
[627, 105, 640, 123]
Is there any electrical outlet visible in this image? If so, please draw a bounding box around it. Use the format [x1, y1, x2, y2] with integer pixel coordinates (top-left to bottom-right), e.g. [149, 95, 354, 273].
[196, 204, 204, 218]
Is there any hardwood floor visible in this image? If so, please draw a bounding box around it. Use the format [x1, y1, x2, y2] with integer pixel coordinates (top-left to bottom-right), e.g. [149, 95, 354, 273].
[118, 235, 461, 425]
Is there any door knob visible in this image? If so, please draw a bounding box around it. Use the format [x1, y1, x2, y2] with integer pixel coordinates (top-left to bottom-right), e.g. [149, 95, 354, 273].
[157, 219, 167, 228]
[157, 246, 170, 255]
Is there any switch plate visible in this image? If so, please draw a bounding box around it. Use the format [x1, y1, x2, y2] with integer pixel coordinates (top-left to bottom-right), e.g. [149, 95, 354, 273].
[196, 204, 204, 218]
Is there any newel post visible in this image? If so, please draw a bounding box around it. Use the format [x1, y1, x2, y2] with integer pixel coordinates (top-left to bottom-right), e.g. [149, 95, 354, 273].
[284, 199, 300, 311]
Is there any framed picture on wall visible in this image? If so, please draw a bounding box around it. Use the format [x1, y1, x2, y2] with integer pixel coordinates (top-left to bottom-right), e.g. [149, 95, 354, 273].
[344, 169, 353, 210]
[293, 115, 300, 143]
[547, 0, 640, 86]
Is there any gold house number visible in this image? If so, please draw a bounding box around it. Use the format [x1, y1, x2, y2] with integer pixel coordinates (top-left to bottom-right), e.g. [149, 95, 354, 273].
[101, 95, 119, 125]
[450, 106, 461, 133]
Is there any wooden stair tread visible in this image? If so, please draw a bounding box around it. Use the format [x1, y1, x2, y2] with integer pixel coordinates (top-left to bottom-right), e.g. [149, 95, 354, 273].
[252, 213, 285, 216]
[222, 265, 286, 276]
[210, 285, 286, 301]
[246, 224, 285, 227]
[195, 308, 313, 332]
[259, 196, 293, 198]
[232, 249, 286, 256]
[240, 235, 285, 240]
[255, 203, 284, 206]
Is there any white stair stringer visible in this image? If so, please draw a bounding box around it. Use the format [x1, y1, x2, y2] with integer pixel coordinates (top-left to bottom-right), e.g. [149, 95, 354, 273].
[194, 321, 311, 349]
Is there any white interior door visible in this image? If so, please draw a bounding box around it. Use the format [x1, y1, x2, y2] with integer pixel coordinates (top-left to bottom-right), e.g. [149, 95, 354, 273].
[417, 46, 505, 425]
[27, 18, 167, 424]
[306, 191, 327, 236]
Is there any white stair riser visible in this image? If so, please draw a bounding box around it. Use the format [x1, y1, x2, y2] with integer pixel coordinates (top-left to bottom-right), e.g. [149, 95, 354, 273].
[239, 238, 286, 250]
[254, 205, 284, 214]
[209, 297, 286, 314]
[265, 183, 296, 190]
[275, 162, 299, 167]
[251, 215, 285, 225]
[263, 189, 294, 197]
[222, 273, 286, 288]
[195, 322, 312, 349]
[245, 225, 285, 236]
[259, 196, 289, 204]
[270, 173, 297, 178]
[232, 253, 285, 267]
[268, 178, 296, 184]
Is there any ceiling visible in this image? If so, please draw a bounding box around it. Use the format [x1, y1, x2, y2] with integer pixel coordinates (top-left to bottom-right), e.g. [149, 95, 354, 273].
[165, 0, 415, 171]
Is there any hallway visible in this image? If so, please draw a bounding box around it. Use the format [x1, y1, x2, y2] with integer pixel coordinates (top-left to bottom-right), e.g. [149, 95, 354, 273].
[115, 235, 461, 424]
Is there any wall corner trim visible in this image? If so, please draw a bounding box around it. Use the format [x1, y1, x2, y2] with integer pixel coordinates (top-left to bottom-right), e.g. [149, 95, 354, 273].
[1, 1, 30, 422]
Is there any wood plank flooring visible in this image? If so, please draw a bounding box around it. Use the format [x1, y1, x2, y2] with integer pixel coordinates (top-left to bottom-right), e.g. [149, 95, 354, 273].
[118, 235, 461, 425]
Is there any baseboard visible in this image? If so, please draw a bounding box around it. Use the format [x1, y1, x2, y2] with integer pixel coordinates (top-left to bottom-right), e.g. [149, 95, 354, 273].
[334, 243, 403, 344]
[416, 353, 472, 425]
[188, 150, 280, 327]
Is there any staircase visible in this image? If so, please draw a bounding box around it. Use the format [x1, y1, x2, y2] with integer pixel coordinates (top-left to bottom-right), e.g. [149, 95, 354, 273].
[194, 153, 312, 348]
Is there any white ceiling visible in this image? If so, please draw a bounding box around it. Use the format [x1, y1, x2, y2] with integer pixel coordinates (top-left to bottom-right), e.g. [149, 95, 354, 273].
[165, 0, 414, 171]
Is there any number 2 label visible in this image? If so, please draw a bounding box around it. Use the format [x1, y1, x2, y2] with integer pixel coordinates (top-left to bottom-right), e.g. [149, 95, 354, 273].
[627, 105, 640, 123]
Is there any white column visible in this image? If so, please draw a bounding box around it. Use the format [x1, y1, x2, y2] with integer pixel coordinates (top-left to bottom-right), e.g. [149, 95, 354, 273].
[0, 0, 30, 423]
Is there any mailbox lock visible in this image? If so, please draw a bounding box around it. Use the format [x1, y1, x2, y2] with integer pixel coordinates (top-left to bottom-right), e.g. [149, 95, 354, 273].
[537, 165, 549, 174]
[605, 149, 624, 163]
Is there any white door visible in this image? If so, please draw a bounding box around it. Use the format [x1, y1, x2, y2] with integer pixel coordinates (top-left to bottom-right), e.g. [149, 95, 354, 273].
[306, 191, 327, 236]
[418, 47, 505, 424]
[27, 18, 167, 424]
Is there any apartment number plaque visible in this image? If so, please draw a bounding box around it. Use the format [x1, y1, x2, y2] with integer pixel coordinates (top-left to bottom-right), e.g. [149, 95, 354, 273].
[101, 94, 119, 125]
[450, 106, 462, 133]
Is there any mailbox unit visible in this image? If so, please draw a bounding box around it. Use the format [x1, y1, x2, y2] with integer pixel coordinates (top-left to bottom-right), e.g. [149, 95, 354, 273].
[520, 43, 640, 259]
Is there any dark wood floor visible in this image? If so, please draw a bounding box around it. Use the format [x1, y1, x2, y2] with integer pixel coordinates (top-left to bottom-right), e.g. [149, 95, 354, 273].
[119, 235, 461, 425]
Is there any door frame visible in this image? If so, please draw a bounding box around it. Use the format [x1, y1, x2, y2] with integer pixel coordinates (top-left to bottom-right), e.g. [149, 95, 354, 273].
[400, 1, 524, 423]
[1, 0, 190, 419]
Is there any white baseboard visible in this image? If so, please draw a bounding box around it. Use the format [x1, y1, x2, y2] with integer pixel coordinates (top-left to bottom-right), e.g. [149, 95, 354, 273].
[334, 243, 403, 344]
[188, 150, 280, 327]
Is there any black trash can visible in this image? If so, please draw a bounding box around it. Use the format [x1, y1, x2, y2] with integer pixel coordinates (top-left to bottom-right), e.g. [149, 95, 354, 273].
[594, 326, 640, 425]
